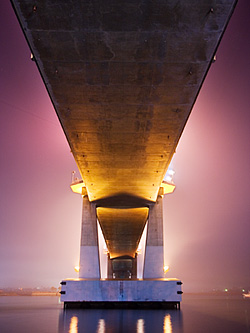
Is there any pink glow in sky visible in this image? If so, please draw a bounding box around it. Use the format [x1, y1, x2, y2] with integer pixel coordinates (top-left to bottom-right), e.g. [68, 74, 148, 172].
[0, 0, 249, 291]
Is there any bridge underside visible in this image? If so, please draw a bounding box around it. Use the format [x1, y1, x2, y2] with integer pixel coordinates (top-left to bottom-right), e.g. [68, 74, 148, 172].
[12, 0, 236, 260]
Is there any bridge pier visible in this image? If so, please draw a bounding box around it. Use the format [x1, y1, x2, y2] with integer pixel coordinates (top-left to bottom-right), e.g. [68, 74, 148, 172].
[60, 185, 183, 307]
[79, 195, 100, 279]
[144, 195, 164, 279]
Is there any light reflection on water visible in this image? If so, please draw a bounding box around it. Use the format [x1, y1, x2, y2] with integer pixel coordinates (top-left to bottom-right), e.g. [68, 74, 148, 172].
[97, 318, 105, 333]
[0, 296, 250, 332]
[67, 315, 172, 333]
[69, 316, 78, 333]
[137, 318, 145, 333]
[60, 309, 180, 333]
[163, 314, 172, 333]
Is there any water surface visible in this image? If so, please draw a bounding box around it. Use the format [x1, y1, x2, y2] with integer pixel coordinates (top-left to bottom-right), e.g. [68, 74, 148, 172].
[0, 294, 249, 332]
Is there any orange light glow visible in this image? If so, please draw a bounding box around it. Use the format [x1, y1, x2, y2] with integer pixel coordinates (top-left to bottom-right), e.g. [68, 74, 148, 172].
[163, 265, 170, 273]
[70, 180, 85, 194]
[163, 314, 172, 333]
[161, 181, 175, 195]
[69, 316, 78, 333]
[74, 266, 80, 273]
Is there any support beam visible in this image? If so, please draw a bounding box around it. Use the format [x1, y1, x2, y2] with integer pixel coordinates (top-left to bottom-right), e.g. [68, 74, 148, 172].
[144, 195, 164, 278]
[79, 196, 100, 278]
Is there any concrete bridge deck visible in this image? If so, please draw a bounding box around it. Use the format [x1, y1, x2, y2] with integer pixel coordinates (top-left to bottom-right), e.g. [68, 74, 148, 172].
[11, 0, 237, 204]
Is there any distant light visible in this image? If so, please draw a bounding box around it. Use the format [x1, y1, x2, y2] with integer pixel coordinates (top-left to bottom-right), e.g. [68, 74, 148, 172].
[163, 265, 170, 273]
[224, 288, 228, 292]
[165, 169, 175, 184]
[74, 266, 80, 273]
[168, 169, 175, 176]
[242, 289, 245, 292]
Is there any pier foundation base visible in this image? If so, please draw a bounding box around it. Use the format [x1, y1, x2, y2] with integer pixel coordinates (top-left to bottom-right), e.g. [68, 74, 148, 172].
[60, 278, 182, 309]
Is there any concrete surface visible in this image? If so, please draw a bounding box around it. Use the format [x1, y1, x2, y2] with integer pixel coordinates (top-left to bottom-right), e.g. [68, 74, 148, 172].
[60, 278, 182, 303]
[79, 196, 100, 278]
[144, 195, 164, 278]
[11, 0, 237, 259]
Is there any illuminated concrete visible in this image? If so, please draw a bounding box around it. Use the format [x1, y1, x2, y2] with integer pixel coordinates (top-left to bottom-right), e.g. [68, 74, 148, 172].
[10, 2, 237, 259]
[97, 207, 148, 258]
[60, 279, 182, 305]
[144, 195, 164, 278]
[79, 196, 100, 278]
[70, 179, 175, 196]
[12, 0, 236, 205]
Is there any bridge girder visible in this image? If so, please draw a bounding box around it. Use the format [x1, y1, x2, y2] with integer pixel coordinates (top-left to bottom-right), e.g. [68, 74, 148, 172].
[11, 0, 237, 258]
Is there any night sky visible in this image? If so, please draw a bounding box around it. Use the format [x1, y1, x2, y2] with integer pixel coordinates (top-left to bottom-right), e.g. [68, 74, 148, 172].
[0, 0, 249, 291]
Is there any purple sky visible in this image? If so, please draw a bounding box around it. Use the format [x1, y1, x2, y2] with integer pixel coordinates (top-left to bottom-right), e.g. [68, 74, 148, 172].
[0, 0, 249, 291]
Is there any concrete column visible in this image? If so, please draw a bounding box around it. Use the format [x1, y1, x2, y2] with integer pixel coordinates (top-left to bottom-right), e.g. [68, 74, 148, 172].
[143, 195, 164, 278]
[79, 195, 100, 278]
[107, 254, 113, 279]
